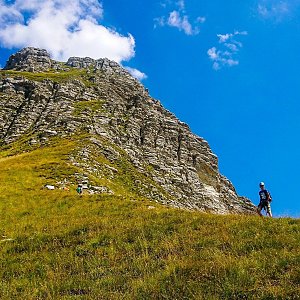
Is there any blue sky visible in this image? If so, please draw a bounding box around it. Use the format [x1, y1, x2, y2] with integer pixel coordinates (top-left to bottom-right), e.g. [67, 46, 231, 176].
[0, 0, 300, 217]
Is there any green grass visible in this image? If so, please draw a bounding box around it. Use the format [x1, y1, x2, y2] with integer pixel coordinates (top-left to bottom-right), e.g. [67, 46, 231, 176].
[0, 138, 300, 299]
[0, 69, 84, 82]
[0, 130, 47, 156]
[73, 100, 105, 116]
[0, 69, 97, 87]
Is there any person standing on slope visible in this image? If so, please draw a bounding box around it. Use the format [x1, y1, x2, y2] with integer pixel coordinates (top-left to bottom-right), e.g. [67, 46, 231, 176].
[257, 182, 272, 217]
[76, 184, 83, 195]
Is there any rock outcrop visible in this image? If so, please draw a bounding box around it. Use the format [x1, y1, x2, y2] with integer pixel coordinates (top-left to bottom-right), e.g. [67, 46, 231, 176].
[4, 47, 53, 72]
[0, 47, 256, 214]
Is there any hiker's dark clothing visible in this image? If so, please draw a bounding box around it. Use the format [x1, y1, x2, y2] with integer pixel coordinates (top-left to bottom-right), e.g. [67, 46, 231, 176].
[258, 189, 271, 214]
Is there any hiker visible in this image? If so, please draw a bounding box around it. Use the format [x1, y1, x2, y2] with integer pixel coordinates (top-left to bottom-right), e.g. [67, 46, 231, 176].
[76, 184, 83, 195]
[257, 182, 272, 217]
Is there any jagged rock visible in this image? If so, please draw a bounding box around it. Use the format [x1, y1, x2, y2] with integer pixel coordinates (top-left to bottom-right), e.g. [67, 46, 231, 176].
[0, 47, 256, 214]
[4, 47, 52, 72]
[66, 57, 130, 76]
[3, 47, 70, 72]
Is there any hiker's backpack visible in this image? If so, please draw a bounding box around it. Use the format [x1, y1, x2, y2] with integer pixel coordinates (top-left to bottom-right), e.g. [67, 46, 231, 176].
[267, 191, 272, 202]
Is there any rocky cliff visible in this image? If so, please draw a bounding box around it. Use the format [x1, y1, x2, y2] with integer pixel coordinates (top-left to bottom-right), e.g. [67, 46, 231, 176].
[0, 47, 255, 214]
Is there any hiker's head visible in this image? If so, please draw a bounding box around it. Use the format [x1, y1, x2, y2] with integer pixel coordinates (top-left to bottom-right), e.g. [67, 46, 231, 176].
[259, 182, 265, 189]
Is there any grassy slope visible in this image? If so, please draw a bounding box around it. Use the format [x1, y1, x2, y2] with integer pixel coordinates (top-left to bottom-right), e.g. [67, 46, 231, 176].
[0, 141, 300, 299]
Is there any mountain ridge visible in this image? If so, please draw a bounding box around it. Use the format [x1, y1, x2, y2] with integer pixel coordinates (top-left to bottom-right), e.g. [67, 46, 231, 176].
[0, 47, 255, 214]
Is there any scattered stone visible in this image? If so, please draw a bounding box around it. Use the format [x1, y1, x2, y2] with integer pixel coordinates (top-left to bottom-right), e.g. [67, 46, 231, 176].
[43, 130, 58, 136]
[30, 139, 38, 145]
[89, 186, 113, 194]
[44, 185, 55, 190]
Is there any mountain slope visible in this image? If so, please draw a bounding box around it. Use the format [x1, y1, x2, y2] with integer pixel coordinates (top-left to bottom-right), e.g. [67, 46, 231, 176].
[0, 47, 255, 214]
[0, 145, 299, 299]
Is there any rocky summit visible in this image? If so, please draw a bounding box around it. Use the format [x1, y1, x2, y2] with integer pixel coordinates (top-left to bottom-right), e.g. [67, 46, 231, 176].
[0, 47, 255, 214]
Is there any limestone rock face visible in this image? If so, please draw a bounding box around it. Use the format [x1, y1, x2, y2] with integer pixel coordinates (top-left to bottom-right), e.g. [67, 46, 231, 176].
[0, 47, 256, 214]
[4, 47, 53, 72]
[67, 57, 128, 75]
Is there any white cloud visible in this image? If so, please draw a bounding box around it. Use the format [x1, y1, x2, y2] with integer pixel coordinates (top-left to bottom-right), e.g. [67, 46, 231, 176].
[211, 58, 239, 71]
[208, 31, 247, 70]
[257, 0, 299, 21]
[217, 31, 247, 43]
[207, 47, 218, 60]
[0, 0, 22, 23]
[258, 4, 269, 17]
[154, 16, 166, 28]
[226, 58, 239, 66]
[217, 33, 232, 43]
[125, 67, 147, 81]
[224, 43, 238, 52]
[168, 10, 182, 27]
[212, 62, 220, 71]
[155, 0, 205, 35]
[196, 16, 206, 24]
[177, 0, 185, 10]
[0, 0, 135, 63]
[167, 10, 194, 35]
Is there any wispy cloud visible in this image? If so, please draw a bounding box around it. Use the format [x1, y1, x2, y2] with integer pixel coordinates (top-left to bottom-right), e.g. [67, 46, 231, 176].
[125, 67, 148, 81]
[167, 10, 195, 35]
[176, 0, 185, 10]
[155, 0, 205, 35]
[207, 31, 248, 70]
[0, 0, 135, 63]
[257, 0, 300, 21]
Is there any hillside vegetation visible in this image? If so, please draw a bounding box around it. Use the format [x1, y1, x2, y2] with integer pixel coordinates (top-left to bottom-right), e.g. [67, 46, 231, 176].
[1, 139, 300, 299]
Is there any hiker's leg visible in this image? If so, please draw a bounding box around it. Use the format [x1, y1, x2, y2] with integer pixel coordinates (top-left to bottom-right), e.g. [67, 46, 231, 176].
[266, 203, 272, 218]
[257, 205, 263, 217]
